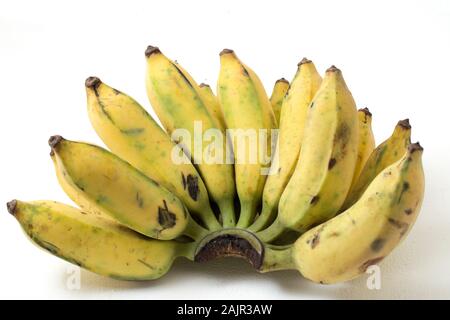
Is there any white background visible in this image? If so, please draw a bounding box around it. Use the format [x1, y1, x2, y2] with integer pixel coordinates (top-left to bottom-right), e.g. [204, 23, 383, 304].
[1, 0, 449, 299]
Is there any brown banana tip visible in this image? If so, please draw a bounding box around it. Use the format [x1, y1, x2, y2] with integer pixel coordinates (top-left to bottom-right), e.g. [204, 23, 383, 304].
[408, 142, 423, 153]
[7, 200, 17, 215]
[359, 107, 372, 117]
[219, 48, 234, 56]
[297, 57, 312, 66]
[398, 118, 411, 129]
[199, 83, 210, 88]
[145, 45, 161, 57]
[326, 65, 340, 72]
[48, 135, 64, 149]
[276, 78, 289, 84]
[85, 76, 101, 89]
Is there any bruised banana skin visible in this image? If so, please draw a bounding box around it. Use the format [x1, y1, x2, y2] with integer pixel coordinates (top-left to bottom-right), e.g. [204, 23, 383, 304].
[85, 77, 220, 230]
[293, 143, 425, 284]
[217, 49, 276, 228]
[198, 83, 227, 130]
[50, 136, 206, 241]
[8, 200, 194, 280]
[269, 78, 289, 125]
[145, 46, 236, 227]
[271, 66, 358, 237]
[250, 59, 322, 232]
[351, 108, 376, 188]
[341, 119, 411, 211]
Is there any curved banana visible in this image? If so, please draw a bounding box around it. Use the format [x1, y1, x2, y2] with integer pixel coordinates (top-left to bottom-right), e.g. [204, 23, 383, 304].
[7, 200, 195, 280]
[85, 77, 220, 230]
[269, 78, 289, 125]
[145, 46, 236, 227]
[351, 108, 375, 188]
[50, 135, 207, 240]
[250, 59, 321, 232]
[341, 119, 411, 211]
[217, 49, 276, 228]
[259, 66, 358, 242]
[198, 83, 226, 129]
[292, 143, 425, 284]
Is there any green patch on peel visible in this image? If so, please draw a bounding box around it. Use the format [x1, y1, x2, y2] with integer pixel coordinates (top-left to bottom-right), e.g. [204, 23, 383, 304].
[96, 195, 109, 205]
[121, 128, 145, 135]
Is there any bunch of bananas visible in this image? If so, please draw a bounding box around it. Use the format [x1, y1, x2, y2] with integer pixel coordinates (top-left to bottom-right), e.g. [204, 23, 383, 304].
[7, 46, 425, 284]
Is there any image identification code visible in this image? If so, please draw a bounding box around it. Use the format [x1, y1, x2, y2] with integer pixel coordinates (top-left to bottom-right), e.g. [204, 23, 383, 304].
[177, 304, 273, 317]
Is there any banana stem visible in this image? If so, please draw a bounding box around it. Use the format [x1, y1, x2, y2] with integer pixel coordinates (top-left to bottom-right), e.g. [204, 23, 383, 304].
[256, 218, 285, 243]
[248, 204, 274, 232]
[218, 199, 236, 228]
[260, 245, 295, 273]
[183, 217, 210, 241]
[174, 241, 197, 261]
[202, 207, 222, 231]
[236, 200, 257, 228]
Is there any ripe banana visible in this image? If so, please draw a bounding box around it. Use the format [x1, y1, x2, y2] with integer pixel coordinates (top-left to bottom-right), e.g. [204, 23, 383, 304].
[145, 46, 236, 227]
[8, 200, 195, 280]
[292, 143, 424, 284]
[351, 108, 376, 188]
[85, 77, 221, 230]
[217, 49, 276, 228]
[250, 59, 322, 232]
[341, 119, 411, 211]
[269, 78, 289, 125]
[258, 66, 358, 242]
[6, 47, 426, 284]
[50, 135, 207, 240]
[198, 83, 226, 129]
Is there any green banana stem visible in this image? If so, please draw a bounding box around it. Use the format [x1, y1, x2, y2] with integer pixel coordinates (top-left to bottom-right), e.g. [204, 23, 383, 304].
[256, 218, 286, 243]
[260, 245, 295, 273]
[218, 199, 236, 228]
[236, 200, 257, 228]
[202, 208, 222, 231]
[183, 218, 210, 241]
[174, 241, 198, 261]
[248, 205, 274, 232]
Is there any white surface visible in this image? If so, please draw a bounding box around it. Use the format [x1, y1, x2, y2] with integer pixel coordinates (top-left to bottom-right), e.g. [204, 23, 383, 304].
[1, 0, 450, 299]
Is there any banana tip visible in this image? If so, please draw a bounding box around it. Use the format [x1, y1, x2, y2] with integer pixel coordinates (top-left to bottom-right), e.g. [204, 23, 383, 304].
[359, 107, 372, 117]
[85, 76, 101, 89]
[326, 65, 340, 73]
[409, 142, 423, 153]
[398, 118, 411, 129]
[276, 78, 289, 84]
[199, 83, 210, 88]
[6, 200, 17, 215]
[219, 48, 234, 56]
[48, 135, 64, 149]
[298, 57, 312, 66]
[145, 45, 161, 57]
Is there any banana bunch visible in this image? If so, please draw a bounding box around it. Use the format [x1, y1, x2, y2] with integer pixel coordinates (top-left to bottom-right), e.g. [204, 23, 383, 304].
[7, 47, 425, 284]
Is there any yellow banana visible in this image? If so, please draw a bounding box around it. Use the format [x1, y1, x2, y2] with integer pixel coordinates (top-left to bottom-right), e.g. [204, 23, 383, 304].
[269, 78, 289, 125]
[145, 46, 236, 227]
[85, 77, 220, 230]
[198, 83, 226, 129]
[217, 49, 276, 228]
[292, 143, 425, 284]
[50, 136, 207, 240]
[250, 59, 322, 232]
[259, 66, 358, 242]
[8, 200, 195, 280]
[351, 108, 376, 188]
[341, 119, 411, 211]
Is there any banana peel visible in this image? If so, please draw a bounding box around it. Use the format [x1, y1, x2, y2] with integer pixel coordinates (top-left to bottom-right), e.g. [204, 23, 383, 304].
[6, 46, 425, 284]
